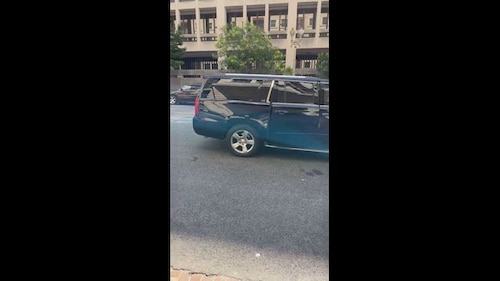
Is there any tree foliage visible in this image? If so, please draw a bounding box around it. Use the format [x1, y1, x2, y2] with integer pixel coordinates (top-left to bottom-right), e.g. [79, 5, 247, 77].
[317, 52, 329, 79]
[283, 66, 295, 76]
[216, 22, 288, 74]
[170, 25, 186, 70]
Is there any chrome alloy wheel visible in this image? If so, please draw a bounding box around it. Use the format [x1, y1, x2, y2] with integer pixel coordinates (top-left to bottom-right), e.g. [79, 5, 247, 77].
[230, 129, 255, 155]
[170, 96, 177, 104]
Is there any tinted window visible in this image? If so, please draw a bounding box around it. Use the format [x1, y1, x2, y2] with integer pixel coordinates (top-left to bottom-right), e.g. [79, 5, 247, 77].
[320, 83, 329, 105]
[270, 81, 317, 104]
[208, 79, 272, 102]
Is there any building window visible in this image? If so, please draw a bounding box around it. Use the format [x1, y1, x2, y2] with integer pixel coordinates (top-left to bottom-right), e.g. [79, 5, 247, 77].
[180, 13, 197, 34]
[296, 55, 318, 70]
[248, 8, 265, 31]
[270, 20, 276, 28]
[268, 6, 288, 32]
[281, 19, 287, 29]
[181, 56, 217, 70]
[320, 3, 329, 29]
[297, 8, 316, 30]
[227, 10, 244, 27]
[252, 17, 264, 30]
[297, 18, 304, 29]
[201, 11, 217, 34]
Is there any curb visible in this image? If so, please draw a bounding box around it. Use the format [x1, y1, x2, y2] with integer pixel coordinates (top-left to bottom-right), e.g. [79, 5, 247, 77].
[170, 267, 241, 281]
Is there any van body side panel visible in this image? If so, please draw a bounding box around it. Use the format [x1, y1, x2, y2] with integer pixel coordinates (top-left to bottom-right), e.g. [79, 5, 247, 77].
[193, 100, 270, 139]
[224, 101, 271, 133]
[318, 104, 329, 149]
[192, 113, 227, 139]
[268, 103, 322, 149]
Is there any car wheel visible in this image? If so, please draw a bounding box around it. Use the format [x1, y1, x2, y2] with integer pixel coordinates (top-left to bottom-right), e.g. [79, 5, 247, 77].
[226, 125, 261, 157]
[170, 96, 177, 105]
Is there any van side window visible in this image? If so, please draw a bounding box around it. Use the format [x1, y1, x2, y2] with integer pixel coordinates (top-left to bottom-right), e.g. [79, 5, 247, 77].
[270, 80, 316, 104]
[314, 83, 329, 105]
[270, 80, 286, 102]
[210, 79, 272, 102]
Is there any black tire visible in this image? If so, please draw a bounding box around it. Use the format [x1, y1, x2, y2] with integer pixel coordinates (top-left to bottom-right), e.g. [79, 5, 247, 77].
[170, 95, 177, 105]
[226, 124, 261, 157]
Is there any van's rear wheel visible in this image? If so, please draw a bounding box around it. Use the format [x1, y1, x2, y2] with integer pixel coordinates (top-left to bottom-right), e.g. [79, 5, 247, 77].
[226, 125, 261, 157]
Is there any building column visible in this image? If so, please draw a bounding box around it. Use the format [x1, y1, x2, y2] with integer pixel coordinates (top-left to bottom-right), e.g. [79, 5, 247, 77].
[195, 3, 201, 45]
[264, 3, 269, 34]
[243, 4, 247, 26]
[175, 9, 181, 30]
[216, 5, 226, 69]
[285, 1, 299, 69]
[216, 4, 226, 34]
[316, 1, 322, 38]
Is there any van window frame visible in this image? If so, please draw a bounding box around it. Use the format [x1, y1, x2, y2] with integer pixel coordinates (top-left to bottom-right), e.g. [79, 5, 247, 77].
[265, 80, 275, 103]
[268, 79, 319, 105]
[201, 75, 328, 104]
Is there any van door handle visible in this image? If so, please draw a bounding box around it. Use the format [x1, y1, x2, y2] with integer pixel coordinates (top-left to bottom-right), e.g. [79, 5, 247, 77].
[275, 110, 288, 114]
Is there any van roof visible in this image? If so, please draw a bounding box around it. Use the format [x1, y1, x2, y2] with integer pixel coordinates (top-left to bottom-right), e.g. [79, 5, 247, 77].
[204, 73, 329, 83]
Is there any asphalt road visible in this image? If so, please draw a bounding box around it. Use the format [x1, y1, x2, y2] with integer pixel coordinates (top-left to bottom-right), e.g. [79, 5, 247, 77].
[170, 104, 330, 281]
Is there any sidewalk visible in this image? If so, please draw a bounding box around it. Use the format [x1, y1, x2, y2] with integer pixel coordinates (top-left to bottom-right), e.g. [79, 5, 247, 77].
[170, 267, 240, 281]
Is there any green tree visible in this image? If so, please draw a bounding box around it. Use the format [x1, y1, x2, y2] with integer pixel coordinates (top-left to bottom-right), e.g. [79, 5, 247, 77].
[215, 22, 288, 74]
[316, 52, 329, 79]
[170, 25, 186, 70]
[283, 66, 295, 75]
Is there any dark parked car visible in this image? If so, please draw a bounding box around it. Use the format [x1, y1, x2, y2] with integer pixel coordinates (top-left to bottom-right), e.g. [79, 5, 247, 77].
[192, 73, 329, 157]
[170, 83, 202, 105]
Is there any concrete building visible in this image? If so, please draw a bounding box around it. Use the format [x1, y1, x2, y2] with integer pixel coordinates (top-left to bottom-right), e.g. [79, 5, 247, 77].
[170, 0, 329, 81]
